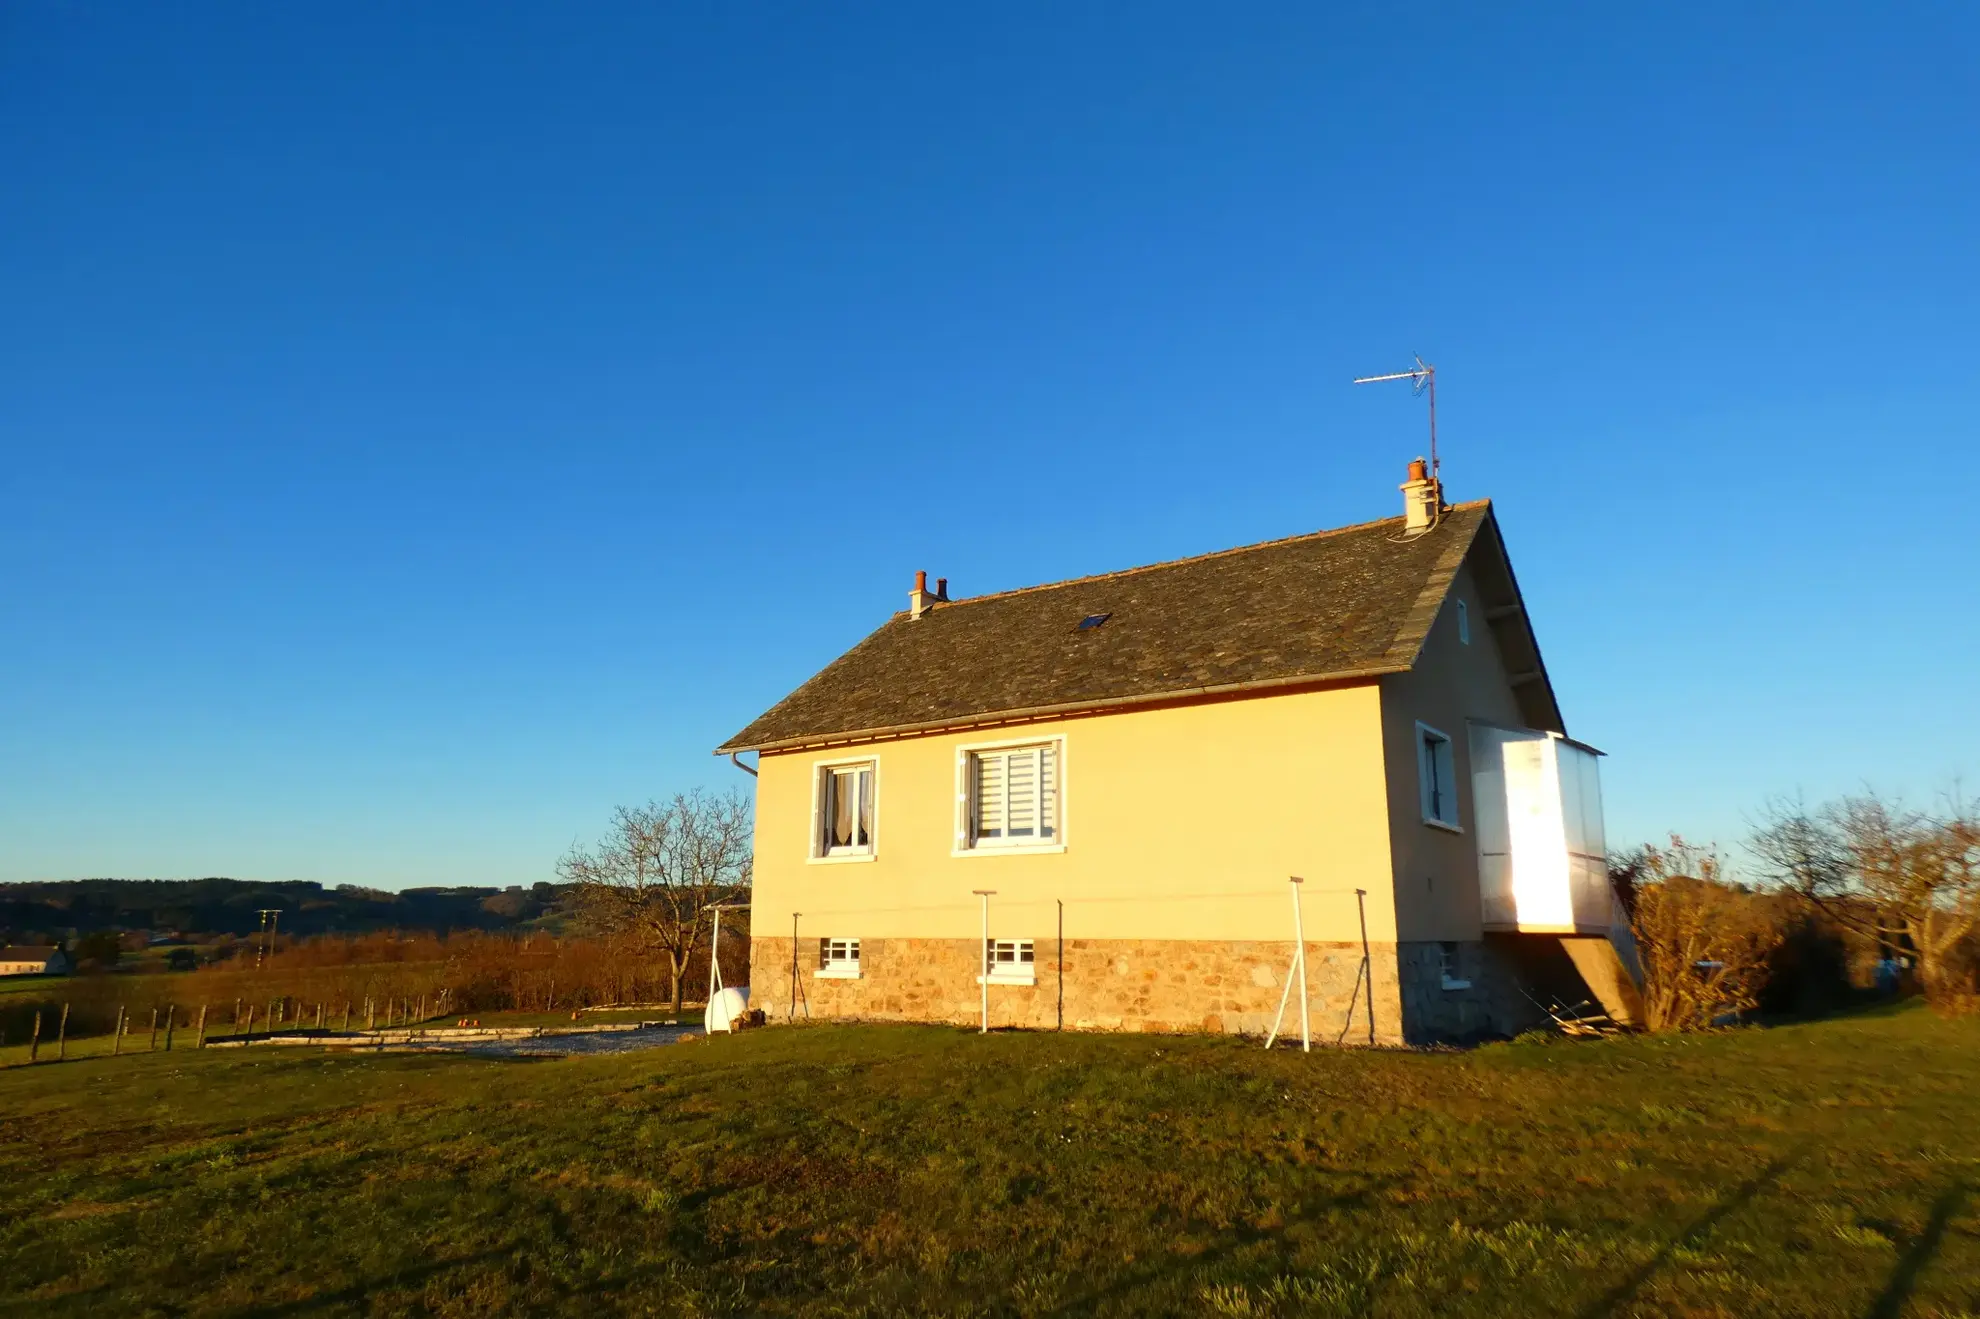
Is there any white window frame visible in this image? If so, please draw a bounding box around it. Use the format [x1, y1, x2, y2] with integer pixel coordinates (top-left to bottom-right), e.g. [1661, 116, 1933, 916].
[1438, 940, 1471, 991]
[1417, 722, 1461, 832]
[953, 735, 1067, 856]
[816, 937, 862, 980]
[1456, 598, 1470, 645]
[809, 755, 879, 864]
[976, 938, 1036, 986]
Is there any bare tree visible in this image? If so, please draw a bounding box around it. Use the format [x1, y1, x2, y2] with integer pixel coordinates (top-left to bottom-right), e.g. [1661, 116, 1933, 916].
[557, 790, 753, 1013]
[1628, 836, 1785, 1032]
[1754, 791, 1980, 1008]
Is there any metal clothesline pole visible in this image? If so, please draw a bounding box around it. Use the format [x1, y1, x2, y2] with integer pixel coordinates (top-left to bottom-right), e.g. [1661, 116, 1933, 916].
[1293, 877, 1310, 1052]
[698, 901, 751, 1020]
[972, 889, 995, 1035]
[1355, 888, 1375, 1045]
[707, 907, 723, 1002]
[1263, 876, 1310, 1052]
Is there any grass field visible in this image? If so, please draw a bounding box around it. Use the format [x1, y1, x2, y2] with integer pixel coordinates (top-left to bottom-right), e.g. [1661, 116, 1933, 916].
[2, 1006, 1976, 1317]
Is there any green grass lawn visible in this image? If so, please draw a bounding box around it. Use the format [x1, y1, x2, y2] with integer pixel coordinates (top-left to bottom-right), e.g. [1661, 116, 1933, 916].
[2, 1006, 1976, 1317]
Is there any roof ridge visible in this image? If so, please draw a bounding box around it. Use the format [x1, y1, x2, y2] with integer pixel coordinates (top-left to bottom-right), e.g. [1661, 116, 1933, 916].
[907, 500, 1492, 614]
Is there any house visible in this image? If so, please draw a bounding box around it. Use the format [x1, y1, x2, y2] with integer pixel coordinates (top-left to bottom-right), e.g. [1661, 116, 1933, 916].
[0, 946, 72, 977]
[716, 464, 1641, 1044]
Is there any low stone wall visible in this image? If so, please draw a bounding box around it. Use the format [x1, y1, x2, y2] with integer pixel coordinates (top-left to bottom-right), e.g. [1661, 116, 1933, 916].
[748, 936, 1413, 1044]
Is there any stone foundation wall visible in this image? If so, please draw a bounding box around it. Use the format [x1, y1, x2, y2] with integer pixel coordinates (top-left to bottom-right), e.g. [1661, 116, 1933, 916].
[749, 936, 1419, 1044]
[1396, 939, 1539, 1043]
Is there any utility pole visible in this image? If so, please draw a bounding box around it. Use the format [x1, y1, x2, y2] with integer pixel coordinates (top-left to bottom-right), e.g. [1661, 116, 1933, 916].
[254, 909, 282, 970]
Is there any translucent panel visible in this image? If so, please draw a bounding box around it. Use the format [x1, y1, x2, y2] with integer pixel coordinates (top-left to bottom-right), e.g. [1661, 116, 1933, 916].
[1469, 726, 1611, 933]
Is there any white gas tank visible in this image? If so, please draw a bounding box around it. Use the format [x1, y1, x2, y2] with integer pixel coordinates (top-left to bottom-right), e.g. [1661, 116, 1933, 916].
[703, 986, 751, 1034]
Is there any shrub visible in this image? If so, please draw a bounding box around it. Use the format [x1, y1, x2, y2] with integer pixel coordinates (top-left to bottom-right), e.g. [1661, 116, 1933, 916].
[1628, 837, 1785, 1033]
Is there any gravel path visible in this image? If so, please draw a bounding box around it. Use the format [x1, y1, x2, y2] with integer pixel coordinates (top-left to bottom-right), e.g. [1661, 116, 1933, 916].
[457, 1024, 701, 1057]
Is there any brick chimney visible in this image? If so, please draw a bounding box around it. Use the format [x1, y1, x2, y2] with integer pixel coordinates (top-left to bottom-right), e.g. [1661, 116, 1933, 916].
[1400, 457, 1440, 533]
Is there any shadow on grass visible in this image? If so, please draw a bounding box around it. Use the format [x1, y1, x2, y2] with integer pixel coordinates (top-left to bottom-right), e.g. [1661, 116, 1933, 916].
[1040, 1174, 1401, 1316]
[227, 1249, 510, 1317]
[1863, 1180, 1967, 1319]
[1579, 1141, 1808, 1319]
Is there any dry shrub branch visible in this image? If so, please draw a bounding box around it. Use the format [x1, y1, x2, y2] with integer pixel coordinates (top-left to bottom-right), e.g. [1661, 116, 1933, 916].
[1627, 837, 1786, 1033]
[1752, 790, 1980, 1012]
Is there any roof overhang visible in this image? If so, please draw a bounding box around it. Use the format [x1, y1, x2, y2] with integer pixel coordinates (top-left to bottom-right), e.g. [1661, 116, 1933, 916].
[713, 663, 1404, 756]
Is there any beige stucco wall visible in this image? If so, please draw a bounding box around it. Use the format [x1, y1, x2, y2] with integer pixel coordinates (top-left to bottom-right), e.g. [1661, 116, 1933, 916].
[749, 683, 1398, 953]
[1378, 559, 1551, 943]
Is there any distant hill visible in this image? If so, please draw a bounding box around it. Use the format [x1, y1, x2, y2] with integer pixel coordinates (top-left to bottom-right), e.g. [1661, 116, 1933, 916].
[0, 878, 571, 943]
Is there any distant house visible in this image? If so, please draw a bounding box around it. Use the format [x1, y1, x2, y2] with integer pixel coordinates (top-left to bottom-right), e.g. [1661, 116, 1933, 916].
[717, 464, 1643, 1044]
[0, 946, 72, 977]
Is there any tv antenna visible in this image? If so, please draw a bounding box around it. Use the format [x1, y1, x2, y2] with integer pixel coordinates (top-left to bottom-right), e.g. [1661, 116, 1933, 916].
[1352, 355, 1439, 489]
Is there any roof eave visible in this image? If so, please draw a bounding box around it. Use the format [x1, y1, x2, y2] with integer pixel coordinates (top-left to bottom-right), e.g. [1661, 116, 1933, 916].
[712, 662, 1407, 756]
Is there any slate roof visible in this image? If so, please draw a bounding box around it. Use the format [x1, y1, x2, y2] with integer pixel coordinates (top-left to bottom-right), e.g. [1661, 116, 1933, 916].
[719, 501, 1512, 754]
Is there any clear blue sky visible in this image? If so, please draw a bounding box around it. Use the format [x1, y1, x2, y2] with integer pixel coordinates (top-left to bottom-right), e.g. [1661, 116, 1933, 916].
[4, 5, 1974, 887]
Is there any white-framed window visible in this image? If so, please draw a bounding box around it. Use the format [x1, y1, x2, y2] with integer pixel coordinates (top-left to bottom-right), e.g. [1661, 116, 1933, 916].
[1417, 723, 1460, 830]
[1438, 940, 1471, 991]
[978, 938, 1035, 985]
[817, 938, 861, 979]
[810, 758, 876, 861]
[1456, 599, 1470, 645]
[957, 739, 1062, 852]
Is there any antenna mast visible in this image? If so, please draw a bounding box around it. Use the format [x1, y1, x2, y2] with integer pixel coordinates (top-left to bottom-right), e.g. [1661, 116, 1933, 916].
[1352, 355, 1439, 488]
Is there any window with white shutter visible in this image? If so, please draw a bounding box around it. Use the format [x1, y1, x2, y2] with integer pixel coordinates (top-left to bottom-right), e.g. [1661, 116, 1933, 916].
[962, 742, 1060, 850]
[810, 759, 877, 860]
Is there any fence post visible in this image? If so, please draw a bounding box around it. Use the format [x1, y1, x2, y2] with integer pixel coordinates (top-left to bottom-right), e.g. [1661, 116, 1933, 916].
[196, 1005, 209, 1049]
[58, 1003, 70, 1061]
[113, 1005, 126, 1056]
[342, 1001, 351, 1033]
[149, 1007, 160, 1051]
[165, 1006, 177, 1051]
[30, 1010, 42, 1063]
[233, 997, 242, 1029]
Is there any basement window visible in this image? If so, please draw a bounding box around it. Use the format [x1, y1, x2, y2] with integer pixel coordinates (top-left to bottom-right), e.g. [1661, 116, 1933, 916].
[1439, 941, 1472, 991]
[978, 939, 1035, 986]
[1417, 724, 1460, 831]
[817, 938, 861, 979]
